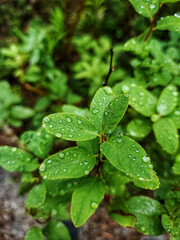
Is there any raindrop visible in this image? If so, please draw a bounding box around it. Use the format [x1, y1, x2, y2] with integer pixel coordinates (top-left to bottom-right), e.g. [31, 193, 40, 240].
[85, 170, 89, 175]
[80, 162, 83, 166]
[56, 133, 62, 138]
[129, 154, 132, 158]
[67, 117, 72, 123]
[59, 152, 65, 158]
[84, 161, 88, 165]
[136, 149, 139, 153]
[69, 134, 73, 138]
[143, 156, 150, 163]
[44, 117, 50, 123]
[40, 164, 46, 172]
[93, 109, 99, 114]
[133, 157, 136, 161]
[49, 125, 53, 128]
[139, 177, 145, 181]
[118, 138, 122, 143]
[91, 201, 98, 209]
[78, 120, 82, 124]
[48, 160, 52, 164]
[63, 169, 67, 172]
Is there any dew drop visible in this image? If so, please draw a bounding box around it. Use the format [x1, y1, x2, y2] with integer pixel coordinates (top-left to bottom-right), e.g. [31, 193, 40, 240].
[56, 133, 62, 138]
[73, 153, 77, 157]
[143, 156, 150, 163]
[93, 109, 99, 114]
[59, 152, 64, 158]
[44, 117, 50, 123]
[67, 117, 72, 123]
[139, 177, 145, 181]
[48, 160, 52, 163]
[84, 161, 88, 165]
[118, 138, 122, 143]
[133, 157, 136, 161]
[85, 170, 89, 175]
[129, 154, 132, 158]
[63, 169, 67, 172]
[78, 120, 82, 124]
[69, 134, 73, 138]
[49, 125, 53, 128]
[91, 201, 98, 209]
[40, 164, 46, 172]
[80, 162, 83, 166]
[140, 226, 146, 232]
[136, 149, 139, 153]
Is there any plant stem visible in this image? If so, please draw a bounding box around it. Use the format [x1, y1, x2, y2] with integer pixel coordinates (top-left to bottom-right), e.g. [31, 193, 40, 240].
[144, 4, 163, 42]
[103, 48, 114, 86]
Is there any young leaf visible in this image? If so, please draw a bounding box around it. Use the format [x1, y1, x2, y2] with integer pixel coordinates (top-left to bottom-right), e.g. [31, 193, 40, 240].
[43, 113, 98, 141]
[128, 85, 157, 117]
[100, 136, 153, 181]
[156, 15, 180, 33]
[0, 146, 38, 172]
[127, 196, 166, 235]
[109, 213, 136, 227]
[127, 117, 152, 140]
[157, 85, 178, 116]
[39, 146, 96, 180]
[21, 128, 53, 158]
[43, 219, 71, 240]
[90, 87, 114, 132]
[153, 118, 179, 154]
[129, 0, 159, 19]
[71, 177, 105, 227]
[102, 94, 129, 135]
[26, 184, 47, 209]
[25, 226, 43, 240]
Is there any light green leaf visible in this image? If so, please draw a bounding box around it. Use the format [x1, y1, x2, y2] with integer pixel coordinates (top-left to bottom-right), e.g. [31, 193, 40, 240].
[127, 117, 152, 140]
[43, 113, 98, 141]
[71, 177, 105, 227]
[102, 94, 129, 135]
[129, 0, 159, 19]
[10, 105, 35, 119]
[157, 85, 178, 116]
[169, 109, 180, 129]
[90, 87, 114, 132]
[156, 15, 180, 33]
[131, 170, 160, 190]
[40, 146, 96, 180]
[110, 213, 136, 227]
[100, 136, 153, 180]
[159, 0, 180, 3]
[153, 118, 179, 154]
[0, 146, 38, 172]
[128, 196, 166, 235]
[21, 128, 53, 158]
[26, 184, 47, 209]
[25, 226, 43, 240]
[173, 154, 180, 174]
[62, 104, 89, 118]
[43, 219, 71, 240]
[127, 85, 157, 117]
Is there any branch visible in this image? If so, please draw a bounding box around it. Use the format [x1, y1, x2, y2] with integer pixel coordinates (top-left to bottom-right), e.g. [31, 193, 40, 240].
[103, 48, 114, 86]
[23, 83, 45, 96]
[144, 4, 162, 42]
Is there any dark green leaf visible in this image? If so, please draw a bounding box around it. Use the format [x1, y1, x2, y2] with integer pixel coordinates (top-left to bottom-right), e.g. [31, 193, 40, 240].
[40, 146, 96, 180]
[71, 177, 105, 227]
[100, 136, 154, 180]
[26, 184, 47, 209]
[25, 226, 43, 240]
[153, 118, 179, 154]
[43, 113, 98, 141]
[0, 146, 38, 172]
[21, 128, 53, 158]
[128, 196, 166, 235]
[173, 154, 180, 174]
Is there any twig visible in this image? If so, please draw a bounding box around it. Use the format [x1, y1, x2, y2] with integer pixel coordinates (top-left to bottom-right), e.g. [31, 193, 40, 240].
[144, 4, 163, 42]
[103, 48, 114, 86]
[24, 83, 45, 96]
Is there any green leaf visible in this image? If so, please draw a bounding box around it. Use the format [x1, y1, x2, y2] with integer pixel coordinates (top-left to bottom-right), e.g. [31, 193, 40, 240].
[21, 128, 53, 159]
[43, 113, 98, 141]
[43, 219, 71, 240]
[77, 137, 100, 155]
[100, 136, 153, 180]
[165, 190, 180, 213]
[110, 213, 136, 227]
[26, 184, 47, 209]
[156, 15, 180, 33]
[62, 104, 89, 118]
[40, 146, 96, 180]
[127, 117, 152, 140]
[71, 177, 105, 227]
[173, 154, 180, 174]
[127, 196, 166, 235]
[0, 146, 38, 172]
[25, 226, 43, 240]
[159, 0, 180, 3]
[10, 105, 35, 119]
[129, 0, 159, 19]
[102, 94, 129, 135]
[169, 109, 180, 129]
[162, 214, 180, 240]
[157, 85, 178, 116]
[127, 85, 157, 117]
[90, 87, 114, 132]
[153, 118, 179, 154]
[43, 179, 76, 197]
[131, 170, 160, 190]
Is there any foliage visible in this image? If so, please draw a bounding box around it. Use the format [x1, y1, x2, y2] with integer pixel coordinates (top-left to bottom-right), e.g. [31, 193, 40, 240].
[0, 0, 180, 239]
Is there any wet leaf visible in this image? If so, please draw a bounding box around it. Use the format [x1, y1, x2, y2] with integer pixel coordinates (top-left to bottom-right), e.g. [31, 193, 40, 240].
[25, 226, 43, 240]
[26, 184, 47, 209]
